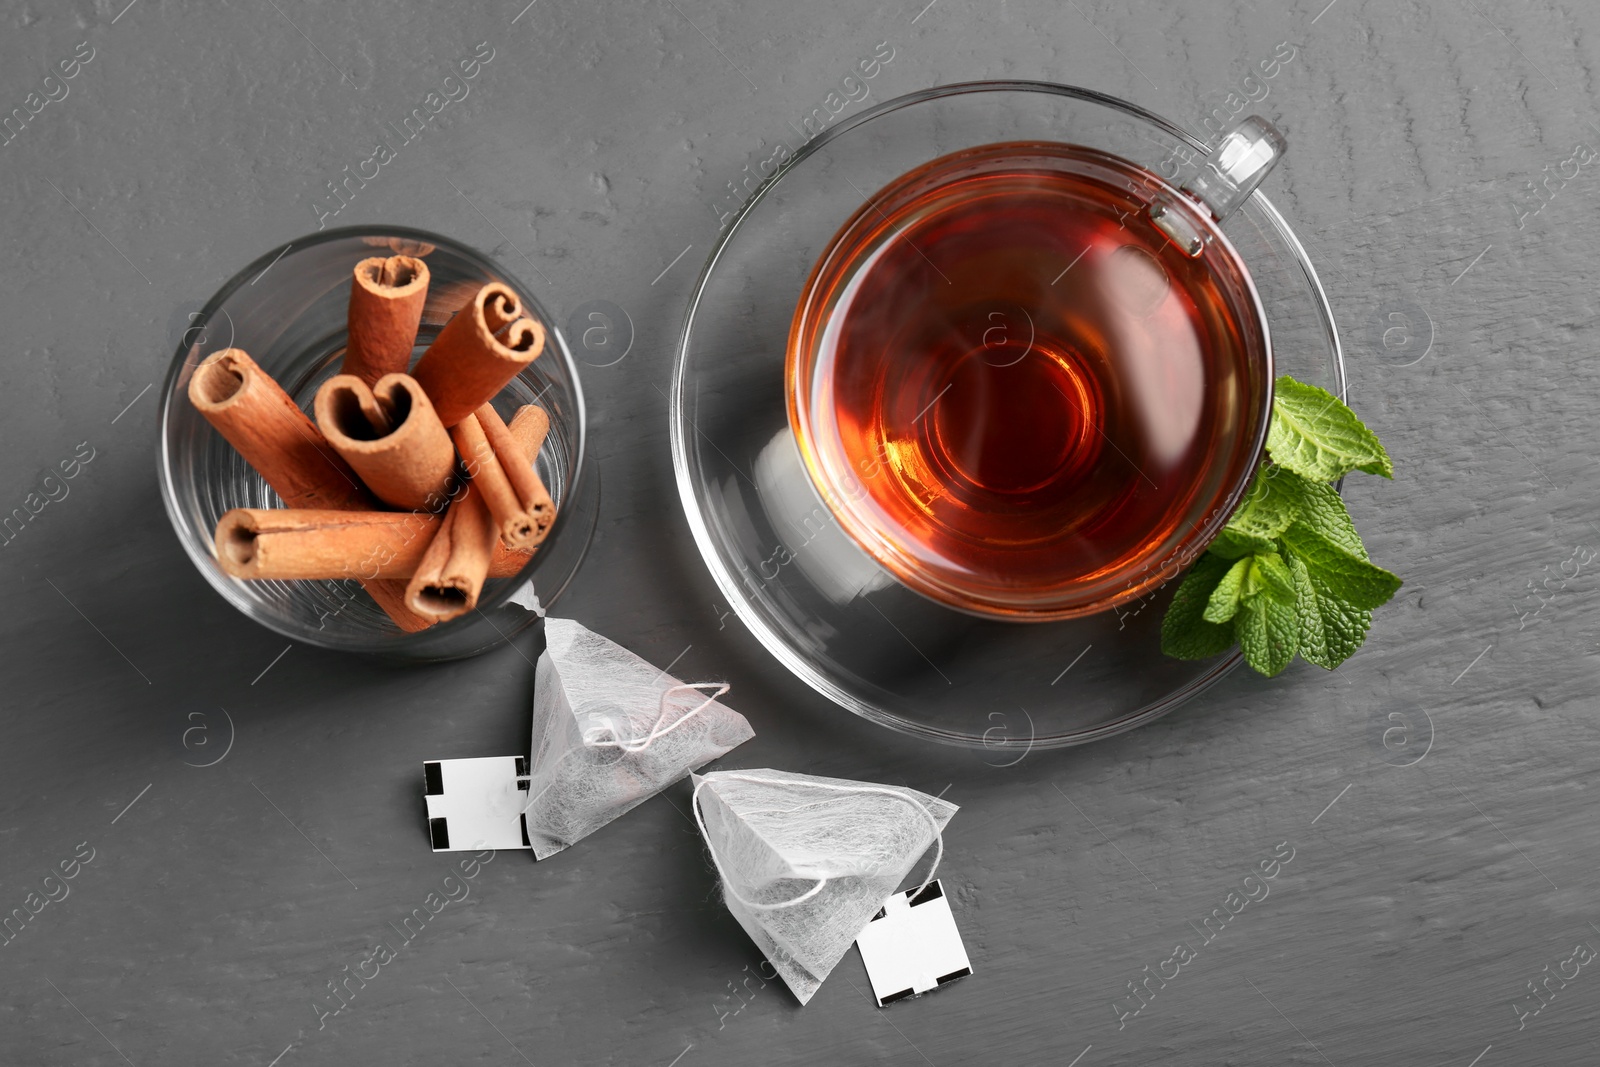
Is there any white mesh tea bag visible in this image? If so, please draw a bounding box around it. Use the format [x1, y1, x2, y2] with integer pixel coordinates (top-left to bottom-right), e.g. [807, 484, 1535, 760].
[521, 617, 754, 860]
[692, 769, 957, 1004]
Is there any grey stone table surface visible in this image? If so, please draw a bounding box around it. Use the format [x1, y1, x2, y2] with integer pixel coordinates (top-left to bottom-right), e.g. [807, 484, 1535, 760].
[2, 0, 1597, 1063]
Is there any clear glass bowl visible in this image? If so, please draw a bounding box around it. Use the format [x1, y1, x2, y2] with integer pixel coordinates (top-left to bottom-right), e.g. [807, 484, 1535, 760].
[158, 226, 597, 661]
[669, 82, 1345, 749]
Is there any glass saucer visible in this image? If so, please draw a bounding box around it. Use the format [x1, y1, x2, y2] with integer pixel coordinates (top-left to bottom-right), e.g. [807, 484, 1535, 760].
[669, 82, 1345, 750]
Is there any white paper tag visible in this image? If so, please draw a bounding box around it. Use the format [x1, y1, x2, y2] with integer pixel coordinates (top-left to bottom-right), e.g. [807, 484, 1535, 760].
[854, 879, 972, 1006]
[422, 756, 532, 852]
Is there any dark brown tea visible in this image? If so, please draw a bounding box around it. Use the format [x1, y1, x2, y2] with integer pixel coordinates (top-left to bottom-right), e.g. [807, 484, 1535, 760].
[788, 142, 1271, 619]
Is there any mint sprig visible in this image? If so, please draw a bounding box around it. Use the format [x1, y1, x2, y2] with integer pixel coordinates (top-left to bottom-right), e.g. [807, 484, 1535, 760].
[1161, 375, 1400, 677]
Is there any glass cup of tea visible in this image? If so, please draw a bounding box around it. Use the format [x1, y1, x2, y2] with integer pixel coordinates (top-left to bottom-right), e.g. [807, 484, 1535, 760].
[787, 118, 1285, 621]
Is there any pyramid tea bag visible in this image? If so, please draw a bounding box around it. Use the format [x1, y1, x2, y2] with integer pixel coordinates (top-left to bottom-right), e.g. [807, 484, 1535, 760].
[693, 769, 957, 1004]
[521, 617, 754, 860]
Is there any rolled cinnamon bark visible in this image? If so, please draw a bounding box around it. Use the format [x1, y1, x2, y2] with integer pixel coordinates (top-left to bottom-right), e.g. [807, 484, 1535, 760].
[363, 579, 438, 632]
[475, 403, 555, 547]
[480, 284, 522, 333]
[449, 404, 550, 577]
[314, 373, 455, 511]
[188, 348, 433, 632]
[216, 508, 436, 580]
[450, 414, 537, 549]
[343, 255, 430, 385]
[404, 483, 496, 622]
[494, 405, 553, 572]
[215, 506, 535, 581]
[188, 349, 374, 511]
[507, 404, 551, 461]
[405, 404, 553, 621]
[411, 283, 545, 426]
[491, 542, 535, 576]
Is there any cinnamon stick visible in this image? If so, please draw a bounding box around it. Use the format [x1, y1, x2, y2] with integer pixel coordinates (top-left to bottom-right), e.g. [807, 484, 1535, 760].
[314, 373, 455, 511]
[480, 284, 522, 333]
[404, 483, 496, 622]
[361, 577, 438, 632]
[188, 349, 374, 511]
[188, 348, 433, 632]
[475, 403, 555, 546]
[405, 404, 553, 621]
[450, 413, 536, 549]
[216, 508, 434, 580]
[214, 506, 538, 580]
[507, 404, 551, 462]
[343, 255, 430, 385]
[411, 283, 545, 426]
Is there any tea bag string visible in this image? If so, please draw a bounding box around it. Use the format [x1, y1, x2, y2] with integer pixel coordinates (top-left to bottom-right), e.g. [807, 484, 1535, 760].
[692, 775, 945, 912]
[589, 682, 730, 753]
[519, 682, 731, 816]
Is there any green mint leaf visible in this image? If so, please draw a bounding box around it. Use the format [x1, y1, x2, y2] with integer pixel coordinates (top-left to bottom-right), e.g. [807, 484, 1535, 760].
[1209, 527, 1275, 559]
[1281, 523, 1401, 610]
[1307, 581, 1373, 669]
[1204, 558, 1251, 623]
[1268, 375, 1394, 481]
[1224, 467, 1300, 542]
[1288, 553, 1327, 666]
[1161, 554, 1239, 660]
[1272, 469, 1368, 560]
[1237, 588, 1299, 676]
[1290, 552, 1373, 669]
[1247, 550, 1296, 603]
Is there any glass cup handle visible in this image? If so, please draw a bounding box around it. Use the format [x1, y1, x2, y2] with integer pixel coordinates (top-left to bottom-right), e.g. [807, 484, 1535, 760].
[1150, 115, 1287, 254]
[1184, 115, 1287, 222]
